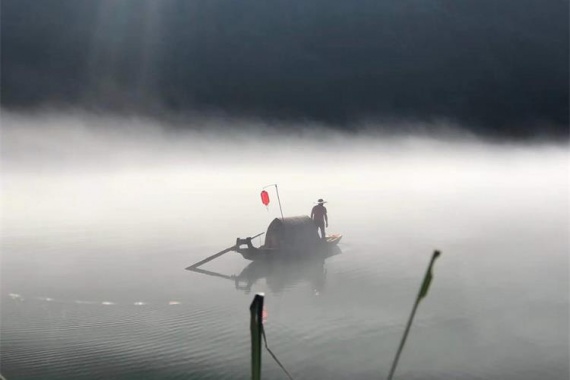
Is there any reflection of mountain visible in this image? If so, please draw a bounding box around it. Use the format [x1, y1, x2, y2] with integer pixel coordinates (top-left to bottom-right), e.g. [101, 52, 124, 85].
[234, 246, 342, 295]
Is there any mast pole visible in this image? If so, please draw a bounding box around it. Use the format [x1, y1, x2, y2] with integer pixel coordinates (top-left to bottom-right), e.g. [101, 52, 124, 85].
[263, 184, 284, 220]
[274, 184, 284, 220]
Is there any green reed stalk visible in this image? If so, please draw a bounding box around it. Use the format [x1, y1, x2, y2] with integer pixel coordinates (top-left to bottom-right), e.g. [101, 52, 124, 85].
[387, 250, 441, 380]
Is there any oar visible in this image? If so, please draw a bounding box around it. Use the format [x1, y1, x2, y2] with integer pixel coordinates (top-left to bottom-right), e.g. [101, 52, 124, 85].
[189, 267, 237, 281]
[185, 245, 236, 270]
[248, 232, 265, 241]
[185, 232, 265, 271]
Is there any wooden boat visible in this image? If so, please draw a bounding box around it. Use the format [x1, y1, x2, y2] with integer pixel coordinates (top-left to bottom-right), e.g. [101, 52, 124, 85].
[186, 216, 342, 274]
[236, 234, 342, 261]
[234, 216, 342, 261]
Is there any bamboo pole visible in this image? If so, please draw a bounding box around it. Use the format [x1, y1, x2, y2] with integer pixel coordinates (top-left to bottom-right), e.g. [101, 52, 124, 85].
[387, 250, 441, 380]
[185, 246, 235, 270]
[274, 185, 285, 220]
[250, 294, 265, 380]
[263, 184, 284, 220]
[185, 232, 264, 271]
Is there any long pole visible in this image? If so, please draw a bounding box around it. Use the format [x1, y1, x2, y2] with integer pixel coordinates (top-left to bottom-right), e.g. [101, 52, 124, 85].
[185, 246, 235, 270]
[250, 293, 265, 380]
[387, 250, 441, 380]
[263, 184, 284, 220]
[274, 185, 284, 220]
[186, 232, 264, 271]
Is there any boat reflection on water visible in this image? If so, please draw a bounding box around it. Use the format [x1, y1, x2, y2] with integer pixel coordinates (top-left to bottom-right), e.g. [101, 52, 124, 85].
[187, 246, 342, 295]
[234, 246, 342, 295]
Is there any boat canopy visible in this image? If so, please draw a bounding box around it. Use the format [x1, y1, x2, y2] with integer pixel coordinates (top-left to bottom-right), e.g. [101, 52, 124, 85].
[264, 216, 319, 250]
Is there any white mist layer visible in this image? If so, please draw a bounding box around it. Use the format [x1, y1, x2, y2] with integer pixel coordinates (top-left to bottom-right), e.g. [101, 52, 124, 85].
[1, 112, 568, 256]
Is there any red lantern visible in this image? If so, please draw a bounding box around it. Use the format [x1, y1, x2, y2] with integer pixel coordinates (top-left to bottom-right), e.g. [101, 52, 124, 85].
[260, 190, 270, 206]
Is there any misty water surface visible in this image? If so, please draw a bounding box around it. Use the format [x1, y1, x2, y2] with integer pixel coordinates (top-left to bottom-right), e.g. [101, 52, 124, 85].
[1, 113, 568, 379]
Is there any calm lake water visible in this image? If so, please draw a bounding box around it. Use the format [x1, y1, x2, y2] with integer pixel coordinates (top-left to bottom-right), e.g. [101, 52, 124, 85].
[1, 114, 568, 379]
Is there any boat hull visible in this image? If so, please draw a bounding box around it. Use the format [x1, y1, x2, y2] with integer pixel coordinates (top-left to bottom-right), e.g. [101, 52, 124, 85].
[237, 234, 342, 261]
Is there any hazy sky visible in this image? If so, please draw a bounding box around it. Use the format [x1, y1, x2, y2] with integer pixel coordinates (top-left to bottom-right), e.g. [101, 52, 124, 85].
[1, 0, 568, 139]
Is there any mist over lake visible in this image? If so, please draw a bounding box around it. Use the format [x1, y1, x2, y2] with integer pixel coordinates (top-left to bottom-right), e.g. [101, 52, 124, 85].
[2, 1, 567, 377]
[1, 113, 567, 379]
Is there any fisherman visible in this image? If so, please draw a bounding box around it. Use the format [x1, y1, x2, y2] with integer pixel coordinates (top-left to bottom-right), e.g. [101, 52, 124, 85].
[311, 198, 328, 239]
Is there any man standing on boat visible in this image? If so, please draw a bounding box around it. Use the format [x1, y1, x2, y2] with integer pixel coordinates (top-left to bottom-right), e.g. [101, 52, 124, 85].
[311, 199, 328, 239]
